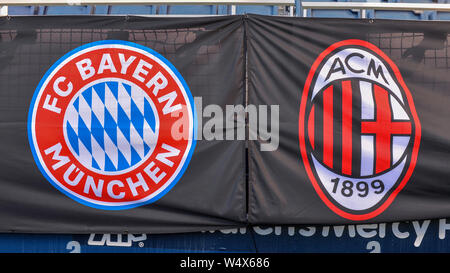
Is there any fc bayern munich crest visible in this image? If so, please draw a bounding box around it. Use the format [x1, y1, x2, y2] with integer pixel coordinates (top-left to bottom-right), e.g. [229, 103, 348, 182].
[299, 39, 421, 220]
[28, 40, 196, 210]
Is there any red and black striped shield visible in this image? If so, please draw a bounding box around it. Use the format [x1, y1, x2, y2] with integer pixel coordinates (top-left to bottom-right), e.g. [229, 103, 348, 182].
[299, 39, 421, 221]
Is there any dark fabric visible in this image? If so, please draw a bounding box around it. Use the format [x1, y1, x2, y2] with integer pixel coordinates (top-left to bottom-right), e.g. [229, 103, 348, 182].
[0, 16, 246, 233]
[2, 14, 450, 233]
[247, 15, 450, 224]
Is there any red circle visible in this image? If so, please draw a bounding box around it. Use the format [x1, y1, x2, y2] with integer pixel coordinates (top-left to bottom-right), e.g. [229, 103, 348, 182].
[32, 45, 193, 206]
[299, 39, 421, 221]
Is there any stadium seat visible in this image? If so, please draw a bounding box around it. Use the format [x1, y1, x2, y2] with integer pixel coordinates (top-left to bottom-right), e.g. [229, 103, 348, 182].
[369, 0, 437, 20]
[435, 0, 450, 19]
[106, 5, 157, 15]
[90, 5, 109, 15]
[166, 5, 219, 15]
[436, 11, 450, 19]
[301, 0, 360, 18]
[306, 9, 359, 18]
[8, 6, 37, 15]
[217, 5, 230, 14]
[308, 9, 359, 18]
[236, 5, 279, 15]
[43, 6, 93, 15]
[370, 10, 422, 19]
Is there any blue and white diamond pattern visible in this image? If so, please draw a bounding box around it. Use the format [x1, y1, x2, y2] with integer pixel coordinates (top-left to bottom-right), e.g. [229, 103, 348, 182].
[64, 79, 159, 173]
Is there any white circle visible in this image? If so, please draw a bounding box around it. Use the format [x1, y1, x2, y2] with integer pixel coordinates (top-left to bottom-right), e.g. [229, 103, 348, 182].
[63, 78, 160, 176]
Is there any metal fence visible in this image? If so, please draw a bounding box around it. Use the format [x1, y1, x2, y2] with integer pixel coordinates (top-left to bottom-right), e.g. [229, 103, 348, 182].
[0, 0, 295, 16]
[2, 1, 450, 18]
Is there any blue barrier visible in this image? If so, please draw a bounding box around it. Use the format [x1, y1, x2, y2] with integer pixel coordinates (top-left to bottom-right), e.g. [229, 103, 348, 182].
[1, 218, 450, 253]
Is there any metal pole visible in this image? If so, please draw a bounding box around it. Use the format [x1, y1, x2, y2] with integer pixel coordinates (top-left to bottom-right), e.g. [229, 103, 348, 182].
[361, 8, 366, 19]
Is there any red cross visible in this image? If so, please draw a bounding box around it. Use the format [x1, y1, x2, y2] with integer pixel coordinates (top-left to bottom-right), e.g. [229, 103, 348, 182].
[361, 85, 411, 173]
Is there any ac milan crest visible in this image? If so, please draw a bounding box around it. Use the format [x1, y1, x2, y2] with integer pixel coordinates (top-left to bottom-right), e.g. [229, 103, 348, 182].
[28, 40, 196, 210]
[299, 39, 421, 220]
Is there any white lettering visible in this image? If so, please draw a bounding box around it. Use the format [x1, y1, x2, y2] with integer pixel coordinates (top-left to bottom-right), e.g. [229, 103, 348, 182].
[143, 161, 166, 184]
[44, 143, 70, 170]
[412, 220, 430, 247]
[98, 53, 117, 74]
[156, 144, 180, 167]
[53, 76, 73, 97]
[84, 176, 104, 197]
[126, 173, 149, 196]
[146, 71, 168, 96]
[439, 218, 450, 239]
[76, 58, 96, 80]
[118, 53, 136, 74]
[107, 180, 126, 199]
[158, 91, 182, 115]
[42, 95, 61, 114]
[63, 164, 84, 186]
[133, 59, 153, 82]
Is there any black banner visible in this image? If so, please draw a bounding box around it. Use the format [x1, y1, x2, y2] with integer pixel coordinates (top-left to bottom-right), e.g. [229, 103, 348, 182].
[0, 16, 245, 233]
[248, 15, 450, 224]
[1, 15, 450, 233]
